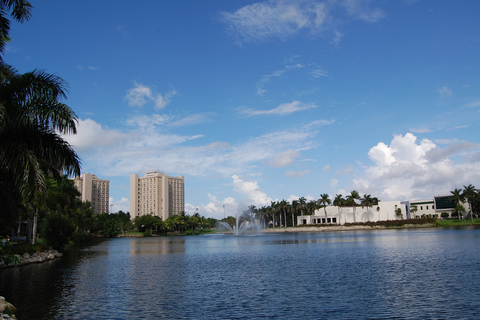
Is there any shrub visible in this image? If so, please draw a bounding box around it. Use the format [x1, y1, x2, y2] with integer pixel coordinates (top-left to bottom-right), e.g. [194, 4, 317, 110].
[143, 229, 152, 237]
[41, 212, 75, 250]
[71, 232, 92, 243]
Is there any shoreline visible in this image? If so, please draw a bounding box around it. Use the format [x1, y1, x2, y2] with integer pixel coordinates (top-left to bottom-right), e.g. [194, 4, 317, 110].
[261, 223, 436, 233]
[0, 249, 63, 269]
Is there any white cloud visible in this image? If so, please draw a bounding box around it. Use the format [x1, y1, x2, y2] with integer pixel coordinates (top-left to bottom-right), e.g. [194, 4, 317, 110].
[268, 149, 300, 167]
[221, 0, 328, 43]
[409, 127, 432, 133]
[125, 82, 177, 109]
[62, 118, 130, 152]
[352, 133, 480, 201]
[437, 86, 453, 98]
[77, 116, 319, 180]
[240, 101, 318, 116]
[330, 178, 338, 187]
[331, 29, 344, 47]
[341, 0, 385, 22]
[323, 164, 331, 171]
[311, 69, 328, 78]
[285, 170, 311, 178]
[169, 114, 211, 127]
[109, 197, 130, 213]
[232, 175, 272, 206]
[466, 100, 480, 108]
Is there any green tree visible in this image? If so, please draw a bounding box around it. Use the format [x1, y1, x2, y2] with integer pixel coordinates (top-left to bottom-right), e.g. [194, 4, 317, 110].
[462, 184, 477, 222]
[318, 194, 331, 220]
[298, 197, 306, 217]
[410, 205, 418, 218]
[360, 194, 374, 221]
[0, 1, 33, 57]
[277, 200, 288, 228]
[346, 190, 360, 223]
[0, 64, 81, 231]
[450, 188, 463, 220]
[270, 201, 278, 228]
[41, 211, 75, 250]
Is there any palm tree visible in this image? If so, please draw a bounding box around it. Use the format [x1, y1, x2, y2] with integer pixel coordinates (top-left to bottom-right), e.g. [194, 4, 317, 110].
[462, 184, 477, 222]
[346, 190, 360, 223]
[291, 200, 299, 227]
[304, 200, 316, 224]
[360, 194, 374, 221]
[270, 201, 278, 228]
[450, 188, 463, 220]
[0, 64, 81, 242]
[333, 194, 345, 222]
[0, 1, 33, 57]
[318, 193, 331, 220]
[278, 200, 289, 228]
[299, 197, 306, 217]
[256, 206, 269, 228]
[57, 175, 81, 215]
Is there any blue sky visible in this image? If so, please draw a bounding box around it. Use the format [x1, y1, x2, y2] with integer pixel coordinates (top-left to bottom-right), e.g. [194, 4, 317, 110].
[6, 0, 480, 218]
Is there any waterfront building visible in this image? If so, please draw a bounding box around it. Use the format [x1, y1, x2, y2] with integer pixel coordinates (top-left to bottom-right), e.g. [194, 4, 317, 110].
[72, 173, 110, 214]
[298, 195, 471, 226]
[130, 171, 185, 220]
[298, 201, 407, 226]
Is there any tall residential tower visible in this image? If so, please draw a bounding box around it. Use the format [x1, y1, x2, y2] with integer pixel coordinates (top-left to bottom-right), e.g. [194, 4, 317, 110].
[72, 173, 110, 214]
[130, 172, 185, 220]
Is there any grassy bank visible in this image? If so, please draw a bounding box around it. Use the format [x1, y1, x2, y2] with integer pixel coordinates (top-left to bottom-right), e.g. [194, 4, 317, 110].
[435, 218, 480, 227]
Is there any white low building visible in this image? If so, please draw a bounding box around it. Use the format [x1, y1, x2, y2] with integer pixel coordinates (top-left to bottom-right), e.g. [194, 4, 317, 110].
[297, 201, 407, 226]
[297, 194, 472, 226]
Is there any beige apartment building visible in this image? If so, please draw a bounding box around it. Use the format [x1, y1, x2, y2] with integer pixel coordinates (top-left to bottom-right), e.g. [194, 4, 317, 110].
[72, 173, 110, 214]
[130, 171, 185, 220]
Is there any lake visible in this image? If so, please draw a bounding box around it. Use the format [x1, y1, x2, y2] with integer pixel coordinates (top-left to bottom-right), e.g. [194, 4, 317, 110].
[1, 227, 480, 319]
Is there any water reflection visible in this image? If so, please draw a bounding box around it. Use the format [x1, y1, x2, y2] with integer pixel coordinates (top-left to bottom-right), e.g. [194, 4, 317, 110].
[1, 228, 480, 319]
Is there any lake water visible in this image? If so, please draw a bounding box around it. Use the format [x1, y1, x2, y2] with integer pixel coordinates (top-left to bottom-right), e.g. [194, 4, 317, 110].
[1, 227, 480, 319]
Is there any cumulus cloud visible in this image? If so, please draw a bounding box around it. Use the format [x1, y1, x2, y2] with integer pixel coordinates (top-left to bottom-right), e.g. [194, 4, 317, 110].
[240, 101, 318, 116]
[77, 116, 319, 180]
[125, 82, 177, 109]
[330, 178, 338, 187]
[268, 149, 300, 167]
[232, 175, 272, 206]
[323, 164, 331, 171]
[109, 197, 130, 213]
[352, 133, 480, 201]
[62, 118, 130, 152]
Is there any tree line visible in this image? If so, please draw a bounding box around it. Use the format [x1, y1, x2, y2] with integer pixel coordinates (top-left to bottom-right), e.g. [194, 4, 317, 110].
[0, 1, 82, 249]
[231, 191, 379, 228]
[449, 184, 479, 221]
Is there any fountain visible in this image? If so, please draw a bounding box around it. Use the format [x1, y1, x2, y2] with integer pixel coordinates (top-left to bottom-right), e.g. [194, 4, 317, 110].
[216, 203, 262, 235]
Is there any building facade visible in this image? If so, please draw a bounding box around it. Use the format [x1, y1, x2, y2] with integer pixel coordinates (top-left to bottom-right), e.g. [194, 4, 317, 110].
[72, 173, 110, 214]
[130, 171, 185, 220]
[298, 195, 471, 226]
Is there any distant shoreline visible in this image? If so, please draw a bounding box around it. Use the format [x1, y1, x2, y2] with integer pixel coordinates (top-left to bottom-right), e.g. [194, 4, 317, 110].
[261, 223, 436, 233]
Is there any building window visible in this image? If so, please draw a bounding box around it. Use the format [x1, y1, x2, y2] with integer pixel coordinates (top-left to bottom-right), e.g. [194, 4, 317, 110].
[426, 206, 429, 210]
[421, 206, 423, 210]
